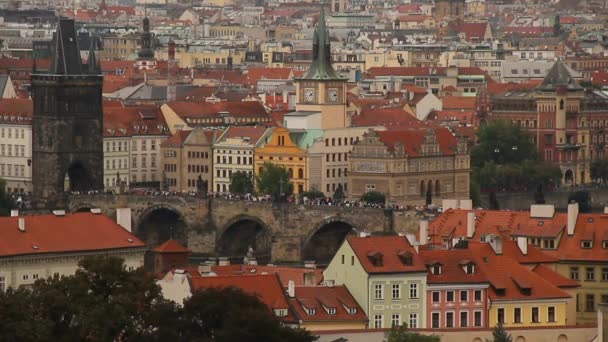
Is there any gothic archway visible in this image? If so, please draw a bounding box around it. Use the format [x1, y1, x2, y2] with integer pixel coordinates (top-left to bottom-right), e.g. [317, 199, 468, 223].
[66, 161, 92, 192]
[137, 206, 187, 248]
[216, 216, 272, 264]
[302, 218, 355, 265]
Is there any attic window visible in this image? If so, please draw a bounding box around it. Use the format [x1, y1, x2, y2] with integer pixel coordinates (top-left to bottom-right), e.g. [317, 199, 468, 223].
[397, 250, 413, 266]
[431, 264, 442, 275]
[603, 241, 608, 249]
[495, 288, 506, 296]
[326, 307, 336, 315]
[306, 308, 316, 315]
[581, 240, 593, 249]
[347, 307, 357, 314]
[465, 263, 475, 274]
[274, 309, 288, 317]
[367, 251, 383, 267]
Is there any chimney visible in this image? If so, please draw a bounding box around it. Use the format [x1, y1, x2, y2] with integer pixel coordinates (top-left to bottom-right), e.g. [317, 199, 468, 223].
[517, 236, 528, 255]
[10, 209, 18, 217]
[359, 230, 369, 237]
[116, 208, 132, 232]
[218, 257, 230, 266]
[304, 260, 316, 269]
[604, 207, 608, 214]
[466, 212, 475, 238]
[489, 235, 503, 255]
[419, 220, 429, 245]
[198, 263, 211, 275]
[460, 199, 473, 210]
[287, 280, 295, 298]
[52, 210, 66, 216]
[18, 217, 25, 232]
[567, 202, 579, 236]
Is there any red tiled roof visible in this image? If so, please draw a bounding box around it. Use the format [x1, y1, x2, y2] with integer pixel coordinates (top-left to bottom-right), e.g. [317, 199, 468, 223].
[468, 242, 570, 301]
[104, 105, 169, 137]
[166, 101, 269, 119]
[419, 249, 489, 284]
[352, 105, 420, 127]
[347, 236, 426, 274]
[376, 127, 457, 156]
[0, 213, 145, 257]
[442, 96, 476, 110]
[559, 16, 577, 24]
[154, 239, 190, 253]
[103, 75, 131, 93]
[178, 86, 218, 101]
[532, 265, 579, 288]
[0, 58, 51, 72]
[591, 71, 608, 86]
[458, 22, 489, 41]
[0, 99, 32, 124]
[290, 285, 368, 323]
[245, 68, 293, 86]
[190, 274, 296, 322]
[545, 213, 608, 262]
[486, 80, 541, 95]
[430, 110, 474, 123]
[208, 264, 323, 287]
[397, 4, 422, 13]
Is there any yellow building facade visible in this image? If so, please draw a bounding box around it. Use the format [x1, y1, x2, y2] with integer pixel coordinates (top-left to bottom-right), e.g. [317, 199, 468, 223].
[488, 300, 569, 328]
[254, 127, 308, 194]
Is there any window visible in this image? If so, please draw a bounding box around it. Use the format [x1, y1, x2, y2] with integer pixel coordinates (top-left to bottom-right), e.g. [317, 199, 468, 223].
[0, 276, 4, 292]
[497, 308, 505, 324]
[586, 294, 595, 312]
[582, 240, 593, 249]
[548, 306, 555, 322]
[465, 264, 475, 274]
[603, 268, 608, 281]
[475, 290, 482, 301]
[374, 314, 383, 329]
[532, 307, 539, 323]
[391, 314, 401, 327]
[392, 284, 401, 299]
[446, 291, 454, 302]
[431, 312, 440, 328]
[431, 264, 442, 275]
[446, 312, 454, 328]
[460, 311, 468, 328]
[374, 284, 384, 300]
[432, 291, 440, 303]
[409, 283, 418, 298]
[474, 311, 482, 327]
[587, 267, 595, 281]
[460, 290, 468, 302]
[571, 267, 579, 280]
[514, 307, 521, 323]
[409, 313, 417, 328]
[351, 256, 354, 265]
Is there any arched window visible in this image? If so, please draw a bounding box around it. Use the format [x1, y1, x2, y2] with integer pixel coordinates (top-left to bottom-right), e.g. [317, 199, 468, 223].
[559, 99, 564, 110]
[298, 168, 304, 179]
[288, 168, 293, 178]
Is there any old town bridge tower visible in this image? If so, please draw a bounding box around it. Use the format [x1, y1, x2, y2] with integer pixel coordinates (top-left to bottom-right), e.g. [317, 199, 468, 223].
[31, 19, 103, 201]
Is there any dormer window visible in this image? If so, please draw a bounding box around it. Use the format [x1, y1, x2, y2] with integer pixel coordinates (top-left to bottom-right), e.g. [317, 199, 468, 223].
[274, 309, 288, 317]
[465, 263, 475, 274]
[397, 250, 413, 266]
[306, 308, 316, 316]
[325, 307, 336, 315]
[347, 307, 357, 314]
[581, 240, 593, 249]
[368, 251, 383, 267]
[602, 240, 608, 249]
[430, 263, 442, 275]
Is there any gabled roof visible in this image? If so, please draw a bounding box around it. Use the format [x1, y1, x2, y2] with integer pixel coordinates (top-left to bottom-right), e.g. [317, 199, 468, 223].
[458, 22, 489, 41]
[351, 105, 420, 127]
[532, 265, 579, 288]
[0, 99, 32, 124]
[103, 105, 169, 137]
[154, 239, 190, 253]
[375, 127, 457, 157]
[160, 130, 192, 148]
[442, 96, 477, 110]
[545, 213, 608, 262]
[190, 274, 296, 322]
[347, 236, 426, 274]
[290, 285, 368, 323]
[0, 213, 145, 257]
[537, 60, 583, 92]
[166, 101, 269, 119]
[419, 249, 489, 284]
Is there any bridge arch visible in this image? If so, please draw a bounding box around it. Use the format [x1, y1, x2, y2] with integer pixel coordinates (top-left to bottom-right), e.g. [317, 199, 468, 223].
[136, 204, 188, 248]
[302, 216, 356, 265]
[69, 202, 97, 213]
[216, 215, 272, 264]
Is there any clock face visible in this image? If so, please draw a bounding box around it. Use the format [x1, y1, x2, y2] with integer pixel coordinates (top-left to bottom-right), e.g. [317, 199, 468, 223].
[304, 88, 316, 103]
[328, 88, 338, 103]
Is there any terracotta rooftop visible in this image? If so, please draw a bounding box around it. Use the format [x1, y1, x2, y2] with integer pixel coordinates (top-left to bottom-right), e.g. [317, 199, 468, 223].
[419, 248, 489, 284]
[375, 127, 458, 157]
[347, 236, 426, 274]
[0, 213, 145, 258]
[290, 285, 368, 323]
[154, 239, 190, 253]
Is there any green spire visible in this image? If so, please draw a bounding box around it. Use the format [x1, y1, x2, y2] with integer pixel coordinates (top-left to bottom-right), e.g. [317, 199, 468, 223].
[299, 4, 345, 81]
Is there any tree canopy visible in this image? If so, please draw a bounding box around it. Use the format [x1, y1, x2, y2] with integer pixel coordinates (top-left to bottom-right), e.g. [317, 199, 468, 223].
[591, 158, 608, 186]
[255, 162, 294, 199]
[472, 121, 562, 192]
[230, 171, 253, 194]
[385, 324, 439, 342]
[0, 256, 317, 342]
[361, 191, 386, 204]
[491, 322, 512, 342]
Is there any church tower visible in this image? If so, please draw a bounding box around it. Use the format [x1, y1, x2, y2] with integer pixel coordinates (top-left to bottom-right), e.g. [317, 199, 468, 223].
[293, 6, 348, 129]
[31, 19, 103, 201]
[136, 16, 156, 70]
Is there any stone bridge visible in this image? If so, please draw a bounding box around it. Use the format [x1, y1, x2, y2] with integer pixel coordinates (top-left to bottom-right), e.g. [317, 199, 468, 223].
[66, 195, 420, 264]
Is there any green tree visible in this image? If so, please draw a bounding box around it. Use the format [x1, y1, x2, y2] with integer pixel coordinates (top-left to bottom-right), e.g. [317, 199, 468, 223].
[490, 322, 512, 342]
[0, 178, 15, 216]
[472, 120, 537, 169]
[361, 191, 386, 205]
[256, 162, 294, 199]
[301, 190, 325, 200]
[385, 324, 439, 342]
[230, 171, 253, 194]
[568, 190, 592, 213]
[591, 158, 608, 185]
[181, 287, 317, 342]
[333, 184, 345, 201]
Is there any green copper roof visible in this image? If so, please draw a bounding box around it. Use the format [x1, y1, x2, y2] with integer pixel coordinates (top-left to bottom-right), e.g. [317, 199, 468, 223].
[299, 6, 346, 81]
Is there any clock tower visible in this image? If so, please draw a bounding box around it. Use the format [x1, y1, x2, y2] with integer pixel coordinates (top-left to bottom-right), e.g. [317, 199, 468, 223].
[293, 5, 348, 129]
